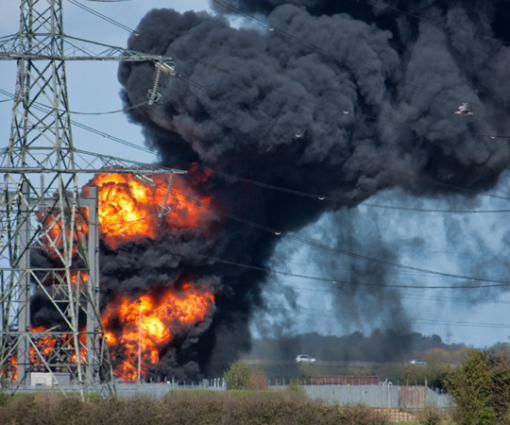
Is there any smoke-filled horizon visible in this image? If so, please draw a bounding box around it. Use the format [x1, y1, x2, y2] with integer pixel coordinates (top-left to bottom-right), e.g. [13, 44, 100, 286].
[109, 0, 510, 378]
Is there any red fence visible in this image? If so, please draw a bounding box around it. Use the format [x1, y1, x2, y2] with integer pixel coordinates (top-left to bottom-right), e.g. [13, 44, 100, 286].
[308, 376, 380, 385]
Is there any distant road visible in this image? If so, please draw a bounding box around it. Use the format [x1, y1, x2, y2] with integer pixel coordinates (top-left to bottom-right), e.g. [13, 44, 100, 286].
[242, 359, 382, 367]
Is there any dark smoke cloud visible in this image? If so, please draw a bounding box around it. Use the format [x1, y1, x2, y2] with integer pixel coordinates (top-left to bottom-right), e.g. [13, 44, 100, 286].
[111, 0, 510, 376]
[311, 210, 410, 334]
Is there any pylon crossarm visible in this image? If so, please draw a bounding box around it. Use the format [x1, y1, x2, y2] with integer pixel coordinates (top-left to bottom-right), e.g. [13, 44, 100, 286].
[0, 148, 186, 175]
[0, 33, 177, 63]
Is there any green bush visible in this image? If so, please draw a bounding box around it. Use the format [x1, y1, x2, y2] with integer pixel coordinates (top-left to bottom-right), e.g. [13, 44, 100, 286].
[416, 406, 443, 425]
[224, 361, 252, 390]
[445, 349, 510, 425]
[286, 380, 306, 398]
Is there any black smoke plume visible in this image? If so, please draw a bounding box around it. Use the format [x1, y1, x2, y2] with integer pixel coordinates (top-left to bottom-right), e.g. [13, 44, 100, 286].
[107, 0, 510, 377]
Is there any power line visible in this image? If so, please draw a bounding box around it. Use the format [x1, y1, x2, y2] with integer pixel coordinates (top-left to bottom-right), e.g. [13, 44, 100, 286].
[171, 248, 510, 289]
[64, 178, 510, 289]
[66, 101, 149, 115]
[5, 81, 510, 223]
[72, 176, 510, 289]
[0, 87, 157, 156]
[276, 280, 510, 304]
[297, 306, 510, 329]
[186, 157, 510, 211]
[67, 0, 139, 35]
[71, 120, 155, 154]
[167, 188, 510, 287]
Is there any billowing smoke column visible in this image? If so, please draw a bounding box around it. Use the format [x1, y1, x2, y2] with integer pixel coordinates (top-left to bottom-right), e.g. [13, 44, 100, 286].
[110, 0, 510, 376]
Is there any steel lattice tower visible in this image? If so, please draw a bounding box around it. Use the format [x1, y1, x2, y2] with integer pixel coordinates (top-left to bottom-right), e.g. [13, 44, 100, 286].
[0, 0, 183, 398]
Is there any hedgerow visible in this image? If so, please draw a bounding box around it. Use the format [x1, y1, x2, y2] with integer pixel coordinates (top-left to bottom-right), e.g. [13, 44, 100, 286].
[0, 390, 390, 425]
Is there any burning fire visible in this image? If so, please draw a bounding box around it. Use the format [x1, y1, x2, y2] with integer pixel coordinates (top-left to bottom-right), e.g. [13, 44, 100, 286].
[36, 208, 88, 261]
[83, 171, 213, 249]
[26, 326, 87, 376]
[102, 285, 214, 382]
[24, 169, 217, 383]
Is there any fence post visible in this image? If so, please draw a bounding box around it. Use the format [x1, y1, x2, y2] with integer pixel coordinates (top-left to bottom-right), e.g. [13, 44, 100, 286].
[387, 382, 392, 408]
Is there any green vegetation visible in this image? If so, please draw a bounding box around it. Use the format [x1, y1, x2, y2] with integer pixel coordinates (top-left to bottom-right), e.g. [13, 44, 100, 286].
[0, 391, 392, 425]
[224, 361, 252, 390]
[223, 361, 269, 390]
[416, 406, 444, 425]
[286, 379, 306, 397]
[445, 349, 510, 425]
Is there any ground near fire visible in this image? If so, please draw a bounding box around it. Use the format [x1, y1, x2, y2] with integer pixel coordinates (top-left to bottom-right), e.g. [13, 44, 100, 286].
[25, 0, 510, 385]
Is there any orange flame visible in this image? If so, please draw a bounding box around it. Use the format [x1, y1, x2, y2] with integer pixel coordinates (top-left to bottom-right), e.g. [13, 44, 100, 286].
[103, 285, 215, 382]
[83, 171, 214, 249]
[27, 169, 217, 383]
[1, 354, 17, 383]
[28, 325, 88, 374]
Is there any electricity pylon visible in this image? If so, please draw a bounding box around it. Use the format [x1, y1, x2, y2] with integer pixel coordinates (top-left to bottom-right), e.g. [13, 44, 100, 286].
[0, 0, 183, 398]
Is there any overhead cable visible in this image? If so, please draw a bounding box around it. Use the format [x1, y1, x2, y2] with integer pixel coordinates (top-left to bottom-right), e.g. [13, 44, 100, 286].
[166, 188, 510, 286]
[67, 0, 139, 35]
[5, 85, 510, 213]
[298, 306, 510, 329]
[168, 248, 510, 289]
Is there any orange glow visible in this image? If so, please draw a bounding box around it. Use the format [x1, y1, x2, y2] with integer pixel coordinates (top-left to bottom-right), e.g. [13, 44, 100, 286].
[36, 208, 88, 261]
[12, 356, 17, 382]
[1, 354, 17, 383]
[102, 285, 215, 382]
[83, 171, 214, 249]
[24, 168, 218, 383]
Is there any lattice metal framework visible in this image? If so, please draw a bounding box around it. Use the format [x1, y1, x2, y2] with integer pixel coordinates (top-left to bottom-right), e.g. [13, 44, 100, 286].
[0, 0, 183, 398]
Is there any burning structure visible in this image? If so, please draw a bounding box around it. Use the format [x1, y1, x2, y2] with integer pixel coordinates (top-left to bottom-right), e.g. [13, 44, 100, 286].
[83, 172, 218, 381]
[25, 170, 219, 384]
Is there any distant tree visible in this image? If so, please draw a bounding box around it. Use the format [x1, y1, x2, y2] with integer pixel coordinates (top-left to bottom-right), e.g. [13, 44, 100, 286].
[431, 334, 442, 343]
[487, 354, 510, 424]
[224, 361, 252, 390]
[488, 342, 510, 359]
[445, 350, 510, 425]
[445, 350, 494, 425]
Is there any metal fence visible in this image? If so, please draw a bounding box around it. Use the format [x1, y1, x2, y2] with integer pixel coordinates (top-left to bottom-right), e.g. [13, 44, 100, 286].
[296, 383, 452, 412]
[115, 378, 226, 398]
[0, 378, 227, 398]
[3, 378, 453, 414]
